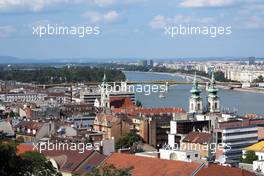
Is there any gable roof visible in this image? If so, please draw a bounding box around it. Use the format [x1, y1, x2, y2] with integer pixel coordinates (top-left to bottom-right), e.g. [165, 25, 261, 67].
[42, 149, 94, 173]
[182, 131, 213, 144]
[103, 153, 201, 176]
[95, 114, 119, 125]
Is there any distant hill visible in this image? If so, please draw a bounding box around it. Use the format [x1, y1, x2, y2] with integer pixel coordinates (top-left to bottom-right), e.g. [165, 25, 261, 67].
[0, 56, 24, 64]
[0, 56, 104, 64]
[0, 56, 66, 64]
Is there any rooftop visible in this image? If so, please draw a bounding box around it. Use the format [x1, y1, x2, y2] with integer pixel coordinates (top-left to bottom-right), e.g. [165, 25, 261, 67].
[244, 141, 264, 152]
[103, 153, 201, 176]
[112, 107, 185, 116]
[183, 131, 213, 144]
[196, 164, 255, 176]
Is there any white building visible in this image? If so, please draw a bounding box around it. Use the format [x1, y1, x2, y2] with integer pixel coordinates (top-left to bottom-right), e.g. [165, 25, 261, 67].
[243, 141, 264, 174]
[159, 148, 200, 162]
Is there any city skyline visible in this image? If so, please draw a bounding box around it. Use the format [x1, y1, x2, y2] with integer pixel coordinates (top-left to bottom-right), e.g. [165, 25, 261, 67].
[0, 0, 264, 59]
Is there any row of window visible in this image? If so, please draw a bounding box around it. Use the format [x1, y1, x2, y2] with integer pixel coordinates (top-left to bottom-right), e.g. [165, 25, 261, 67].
[223, 130, 258, 136]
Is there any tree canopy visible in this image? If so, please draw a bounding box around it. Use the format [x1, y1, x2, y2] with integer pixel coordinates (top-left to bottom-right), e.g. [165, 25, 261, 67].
[0, 67, 125, 84]
[86, 164, 132, 176]
[115, 130, 143, 150]
[0, 143, 61, 176]
[253, 75, 264, 83]
[241, 151, 258, 164]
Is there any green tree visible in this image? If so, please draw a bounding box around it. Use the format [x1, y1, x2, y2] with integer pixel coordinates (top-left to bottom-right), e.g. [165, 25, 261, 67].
[0, 143, 61, 176]
[0, 142, 25, 176]
[253, 75, 264, 83]
[86, 164, 133, 176]
[214, 71, 229, 82]
[0, 67, 126, 84]
[115, 130, 142, 150]
[241, 151, 258, 164]
[22, 151, 61, 176]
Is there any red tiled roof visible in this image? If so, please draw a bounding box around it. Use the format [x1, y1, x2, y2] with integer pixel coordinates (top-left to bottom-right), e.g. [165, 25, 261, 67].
[15, 120, 44, 130]
[110, 97, 135, 109]
[182, 132, 213, 144]
[112, 107, 185, 116]
[103, 153, 200, 176]
[196, 164, 256, 176]
[42, 149, 95, 172]
[17, 143, 35, 155]
[75, 152, 107, 175]
[95, 114, 119, 124]
[218, 118, 264, 129]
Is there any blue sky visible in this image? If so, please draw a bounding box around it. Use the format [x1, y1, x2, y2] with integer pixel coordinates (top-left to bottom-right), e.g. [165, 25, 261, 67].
[0, 0, 264, 59]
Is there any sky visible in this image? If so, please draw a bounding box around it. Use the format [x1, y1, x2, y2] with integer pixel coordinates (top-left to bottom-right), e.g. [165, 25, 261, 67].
[0, 0, 264, 60]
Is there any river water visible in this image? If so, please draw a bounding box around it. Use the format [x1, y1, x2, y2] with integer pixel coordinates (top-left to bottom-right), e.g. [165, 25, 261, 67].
[124, 71, 264, 116]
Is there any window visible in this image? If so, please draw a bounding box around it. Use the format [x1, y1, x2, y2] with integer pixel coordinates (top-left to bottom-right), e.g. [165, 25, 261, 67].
[187, 155, 190, 159]
[195, 154, 198, 158]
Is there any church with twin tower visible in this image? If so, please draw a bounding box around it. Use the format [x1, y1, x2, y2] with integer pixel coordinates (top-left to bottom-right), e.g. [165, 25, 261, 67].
[189, 71, 220, 114]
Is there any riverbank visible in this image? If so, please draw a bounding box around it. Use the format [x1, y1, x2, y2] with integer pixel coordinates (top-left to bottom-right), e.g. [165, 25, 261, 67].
[124, 71, 264, 115]
[123, 71, 264, 94]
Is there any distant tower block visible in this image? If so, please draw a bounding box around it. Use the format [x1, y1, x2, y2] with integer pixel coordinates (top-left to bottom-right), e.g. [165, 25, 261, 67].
[207, 71, 220, 113]
[189, 73, 203, 114]
[100, 74, 110, 109]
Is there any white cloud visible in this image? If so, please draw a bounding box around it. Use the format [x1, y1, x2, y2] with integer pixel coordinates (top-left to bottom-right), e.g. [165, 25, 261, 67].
[180, 0, 234, 8]
[243, 16, 264, 29]
[83, 12, 102, 23]
[0, 25, 16, 38]
[93, 0, 117, 7]
[149, 14, 216, 29]
[0, 0, 140, 12]
[149, 15, 167, 29]
[83, 10, 119, 23]
[0, 0, 79, 12]
[103, 11, 119, 23]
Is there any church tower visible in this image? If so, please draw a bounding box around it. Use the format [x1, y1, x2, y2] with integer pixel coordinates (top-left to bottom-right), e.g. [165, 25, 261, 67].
[189, 73, 203, 114]
[100, 74, 110, 109]
[207, 71, 220, 113]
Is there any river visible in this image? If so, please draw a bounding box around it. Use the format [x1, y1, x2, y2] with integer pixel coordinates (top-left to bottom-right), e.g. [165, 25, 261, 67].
[124, 71, 264, 116]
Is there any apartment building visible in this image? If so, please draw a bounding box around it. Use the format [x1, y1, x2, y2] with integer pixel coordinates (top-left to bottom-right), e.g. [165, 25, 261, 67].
[214, 120, 259, 165]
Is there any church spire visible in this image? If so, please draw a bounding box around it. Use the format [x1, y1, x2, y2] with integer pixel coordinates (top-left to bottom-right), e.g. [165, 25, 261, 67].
[189, 72, 203, 114]
[207, 70, 220, 113]
[102, 73, 106, 84]
[100, 73, 110, 110]
[208, 71, 218, 94]
[191, 72, 201, 94]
